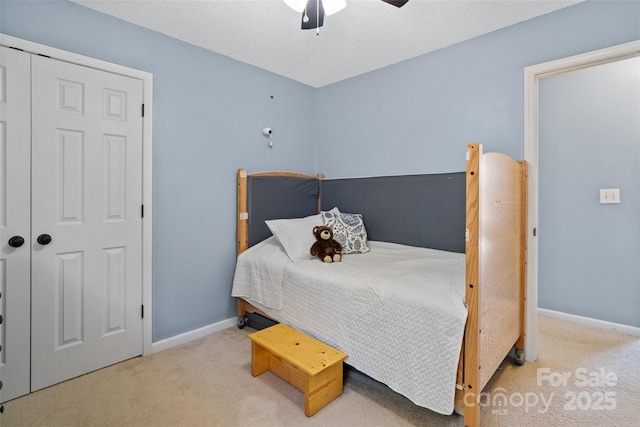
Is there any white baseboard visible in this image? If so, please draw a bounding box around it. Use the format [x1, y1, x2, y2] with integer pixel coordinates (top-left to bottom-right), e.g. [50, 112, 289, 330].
[538, 308, 640, 337]
[151, 317, 237, 354]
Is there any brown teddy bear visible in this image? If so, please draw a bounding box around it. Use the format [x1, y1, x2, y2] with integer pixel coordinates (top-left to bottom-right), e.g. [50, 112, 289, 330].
[310, 226, 343, 263]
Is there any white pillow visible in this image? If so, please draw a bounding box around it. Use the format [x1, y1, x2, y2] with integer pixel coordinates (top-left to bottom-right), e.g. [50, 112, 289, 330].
[265, 214, 323, 261]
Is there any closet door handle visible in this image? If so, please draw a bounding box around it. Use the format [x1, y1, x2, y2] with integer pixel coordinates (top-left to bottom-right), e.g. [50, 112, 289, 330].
[37, 234, 52, 245]
[8, 236, 25, 248]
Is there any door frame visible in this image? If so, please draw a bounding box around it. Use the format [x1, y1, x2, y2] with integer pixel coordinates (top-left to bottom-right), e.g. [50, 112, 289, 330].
[523, 39, 640, 361]
[0, 33, 154, 356]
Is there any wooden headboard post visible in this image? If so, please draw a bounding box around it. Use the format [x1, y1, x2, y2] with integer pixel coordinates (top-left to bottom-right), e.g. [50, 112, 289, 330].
[236, 168, 248, 321]
[237, 168, 249, 255]
[316, 173, 324, 213]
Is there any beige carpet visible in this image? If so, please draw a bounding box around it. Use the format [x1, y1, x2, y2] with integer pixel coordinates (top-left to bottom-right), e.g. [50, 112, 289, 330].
[3, 316, 639, 426]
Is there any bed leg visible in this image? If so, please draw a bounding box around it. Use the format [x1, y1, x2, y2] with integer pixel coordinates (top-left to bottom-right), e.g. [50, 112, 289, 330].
[238, 316, 246, 329]
[463, 398, 479, 427]
[237, 298, 247, 329]
[514, 348, 525, 366]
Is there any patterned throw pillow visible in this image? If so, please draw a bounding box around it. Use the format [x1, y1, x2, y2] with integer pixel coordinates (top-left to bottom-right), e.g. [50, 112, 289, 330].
[321, 209, 370, 254]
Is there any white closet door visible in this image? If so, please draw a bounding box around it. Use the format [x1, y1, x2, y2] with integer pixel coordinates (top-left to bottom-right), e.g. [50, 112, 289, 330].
[30, 55, 144, 391]
[0, 46, 32, 402]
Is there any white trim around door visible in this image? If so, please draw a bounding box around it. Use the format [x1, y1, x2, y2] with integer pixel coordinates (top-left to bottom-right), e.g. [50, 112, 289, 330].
[523, 39, 640, 362]
[0, 33, 154, 356]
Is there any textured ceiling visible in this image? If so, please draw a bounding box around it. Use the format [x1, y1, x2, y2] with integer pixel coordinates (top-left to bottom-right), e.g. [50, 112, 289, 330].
[72, 0, 582, 87]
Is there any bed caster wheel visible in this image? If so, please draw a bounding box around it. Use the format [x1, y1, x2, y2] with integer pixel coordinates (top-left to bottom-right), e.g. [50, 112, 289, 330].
[514, 348, 525, 366]
[238, 316, 246, 329]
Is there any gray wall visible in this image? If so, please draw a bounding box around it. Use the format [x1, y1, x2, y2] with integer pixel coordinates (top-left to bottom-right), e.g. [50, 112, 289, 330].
[1, 0, 639, 341]
[315, 1, 640, 177]
[539, 57, 640, 327]
[1, 0, 317, 341]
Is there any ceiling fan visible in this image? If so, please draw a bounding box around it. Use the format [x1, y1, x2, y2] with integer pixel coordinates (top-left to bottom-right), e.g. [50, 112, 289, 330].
[284, 0, 409, 31]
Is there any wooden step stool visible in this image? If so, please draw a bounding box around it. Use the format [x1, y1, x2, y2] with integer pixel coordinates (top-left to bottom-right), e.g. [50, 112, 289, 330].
[248, 323, 348, 416]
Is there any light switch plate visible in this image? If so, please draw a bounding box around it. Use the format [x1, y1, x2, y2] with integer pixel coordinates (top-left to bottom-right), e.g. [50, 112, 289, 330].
[600, 188, 620, 204]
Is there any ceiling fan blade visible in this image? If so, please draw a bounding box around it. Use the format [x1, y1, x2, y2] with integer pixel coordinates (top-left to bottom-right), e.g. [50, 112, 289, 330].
[301, 0, 325, 30]
[380, 0, 409, 7]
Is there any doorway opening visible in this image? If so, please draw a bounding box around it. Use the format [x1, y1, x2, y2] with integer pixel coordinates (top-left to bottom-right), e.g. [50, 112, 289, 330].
[524, 40, 640, 361]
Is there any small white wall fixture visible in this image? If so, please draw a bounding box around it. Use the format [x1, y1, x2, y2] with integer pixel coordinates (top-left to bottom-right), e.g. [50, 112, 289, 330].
[524, 39, 640, 361]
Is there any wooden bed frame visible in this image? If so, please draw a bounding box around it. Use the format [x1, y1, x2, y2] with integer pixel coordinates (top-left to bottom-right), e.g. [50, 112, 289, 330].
[235, 144, 527, 427]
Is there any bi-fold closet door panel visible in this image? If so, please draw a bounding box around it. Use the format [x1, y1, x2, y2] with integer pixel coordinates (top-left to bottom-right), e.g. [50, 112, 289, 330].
[0, 46, 32, 403]
[0, 47, 144, 402]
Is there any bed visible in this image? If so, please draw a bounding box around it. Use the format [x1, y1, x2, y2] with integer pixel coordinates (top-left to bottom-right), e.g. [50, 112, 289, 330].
[231, 144, 527, 427]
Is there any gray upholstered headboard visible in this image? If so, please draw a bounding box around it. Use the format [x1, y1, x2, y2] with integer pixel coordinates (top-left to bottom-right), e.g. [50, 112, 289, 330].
[320, 173, 466, 253]
[245, 172, 466, 253]
[247, 175, 320, 247]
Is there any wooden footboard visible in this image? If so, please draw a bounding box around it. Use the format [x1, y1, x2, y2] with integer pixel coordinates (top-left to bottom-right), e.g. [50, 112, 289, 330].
[462, 144, 527, 427]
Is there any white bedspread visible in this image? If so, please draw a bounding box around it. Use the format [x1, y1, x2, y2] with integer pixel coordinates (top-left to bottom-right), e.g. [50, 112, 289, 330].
[231, 237, 467, 415]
